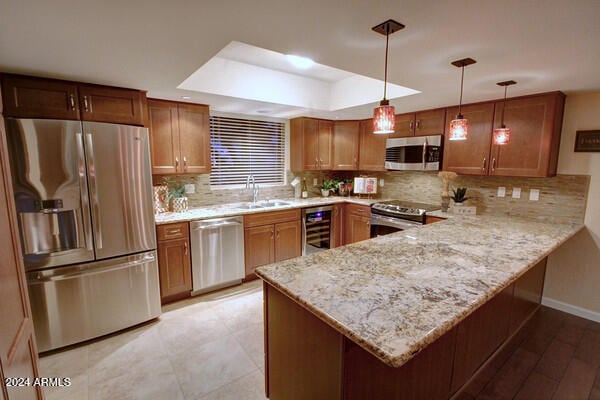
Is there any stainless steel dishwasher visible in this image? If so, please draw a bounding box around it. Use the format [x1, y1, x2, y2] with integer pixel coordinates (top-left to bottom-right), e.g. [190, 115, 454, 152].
[190, 216, 245, 295]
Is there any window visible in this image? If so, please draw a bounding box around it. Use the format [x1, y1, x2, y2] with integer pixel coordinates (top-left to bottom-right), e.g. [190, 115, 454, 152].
[209, 116, 285, 187]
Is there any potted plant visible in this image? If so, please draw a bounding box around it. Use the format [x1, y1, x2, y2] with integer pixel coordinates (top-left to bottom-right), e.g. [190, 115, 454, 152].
[451, 187, 469, 206]
[321, 179, 338, 197]
[166, 181, 188, 212]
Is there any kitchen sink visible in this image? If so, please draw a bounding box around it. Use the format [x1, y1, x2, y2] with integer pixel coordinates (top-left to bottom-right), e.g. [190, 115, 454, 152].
[235, 203, 265, 210]
[259, 200, 292, 207]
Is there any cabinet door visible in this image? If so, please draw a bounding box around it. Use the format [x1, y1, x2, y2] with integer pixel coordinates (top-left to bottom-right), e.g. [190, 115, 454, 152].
[177, 103, 211, 174]
[274, 220, 301, 262]
[332, 204, 344, 248]
[344, 204, 371, 245]
[358, 119, 387, 171]
[1, 74, 80, 120]
[443, 102, 495, 175]
[490, 93, 564, 177]
[414, 108, 446, 136]
[389, 112, 414, 138]
[318, 119, 333, 170]
[78, 85, 146, 126]
[157, 238, 192, 302]
[302, 118, 320, 170]
[332, 120, 360, 170]
[244, 224, 275, 279]
[148, 99, 180, 174]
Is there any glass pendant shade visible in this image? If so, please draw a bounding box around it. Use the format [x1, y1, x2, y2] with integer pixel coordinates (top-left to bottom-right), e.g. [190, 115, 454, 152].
[493, 126, 511, 145]
[448, 116, 468, 141]
[373, 103, 396, 134]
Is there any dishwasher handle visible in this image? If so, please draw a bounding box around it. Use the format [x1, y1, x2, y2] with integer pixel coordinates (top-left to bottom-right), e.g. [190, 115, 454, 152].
[191, 217, 243, 231]
[191, 221, 242, 231]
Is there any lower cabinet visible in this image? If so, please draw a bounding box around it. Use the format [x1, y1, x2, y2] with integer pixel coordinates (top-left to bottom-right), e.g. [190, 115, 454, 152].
[332, 204, 344, 248]
[156, 222, 192, 304]
[344, 203, 371, 245]
[244, 209, 301, 280]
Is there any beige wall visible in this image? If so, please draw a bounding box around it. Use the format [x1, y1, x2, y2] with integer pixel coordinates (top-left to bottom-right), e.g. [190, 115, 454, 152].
[544, 91, 600, 319]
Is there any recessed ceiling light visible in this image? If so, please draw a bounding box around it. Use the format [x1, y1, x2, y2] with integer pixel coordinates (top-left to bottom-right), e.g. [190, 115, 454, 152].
[182, 96, 191, 100]
[286, 54, 314, 69]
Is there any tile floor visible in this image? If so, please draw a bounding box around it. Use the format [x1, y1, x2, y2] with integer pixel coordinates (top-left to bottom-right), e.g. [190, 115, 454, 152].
[39, 280, 267, 400]
[40, 280, 600, 400]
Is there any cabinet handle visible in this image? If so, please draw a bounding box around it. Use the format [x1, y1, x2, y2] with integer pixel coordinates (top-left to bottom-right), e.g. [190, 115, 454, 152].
[416, 119, 421, 130]
[270, 230, 274, 239]
[482, 157, 487, 171]
[315, 158, 319, 168]
[175, 157, 179, 171]
[167, 228, 181, 235]
[69, 94, 76, 110]
[184, 242, 188, 255]
[83, 96, 89, 112]
[276, 230, 280, 238]
[183, 156, 187, 170]
[491, 157, 496, 172]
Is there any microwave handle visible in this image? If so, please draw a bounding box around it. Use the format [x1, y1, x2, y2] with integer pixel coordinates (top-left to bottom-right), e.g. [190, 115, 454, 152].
[422, 137, 427, 170]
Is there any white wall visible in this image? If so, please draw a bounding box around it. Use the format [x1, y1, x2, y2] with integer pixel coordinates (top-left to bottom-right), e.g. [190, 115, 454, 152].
[543, 91, 600, 321]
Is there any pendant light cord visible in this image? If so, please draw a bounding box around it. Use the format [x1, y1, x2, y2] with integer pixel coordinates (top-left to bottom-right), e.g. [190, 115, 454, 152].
[501, 86, 508, 127]
[458, 66, 465, 116]
[383, 25, 390, 100]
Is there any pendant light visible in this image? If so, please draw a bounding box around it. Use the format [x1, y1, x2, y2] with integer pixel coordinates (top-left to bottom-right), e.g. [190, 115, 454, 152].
[372, 19, 405, 134]
[448, 58, 476, 141]
[493, 80, 516, 145]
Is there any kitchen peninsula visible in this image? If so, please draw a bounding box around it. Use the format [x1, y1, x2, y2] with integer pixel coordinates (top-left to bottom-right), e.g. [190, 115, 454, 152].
[255, 215, 583, 400]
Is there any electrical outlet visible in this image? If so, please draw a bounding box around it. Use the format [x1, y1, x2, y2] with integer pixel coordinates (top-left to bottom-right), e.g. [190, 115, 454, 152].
[313, 178, 318, 186]
[379, 179, 385, 187]
[497, 187, 506, 198]
[529, 189, 540, 201]
[512, 187, 521, 199]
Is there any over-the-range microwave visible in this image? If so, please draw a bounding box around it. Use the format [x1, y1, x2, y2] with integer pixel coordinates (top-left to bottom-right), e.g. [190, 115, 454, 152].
[385, 134, 442, 171]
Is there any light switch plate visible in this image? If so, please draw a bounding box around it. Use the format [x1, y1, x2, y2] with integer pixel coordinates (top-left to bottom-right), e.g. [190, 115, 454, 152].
[530, 189, 540, 201]
[184, 184, 195, 194]
[497, 187, 506, 198]
[313, 178, 318, 186]
[512, 187, 521, 199]
[379, 179, 385, 187]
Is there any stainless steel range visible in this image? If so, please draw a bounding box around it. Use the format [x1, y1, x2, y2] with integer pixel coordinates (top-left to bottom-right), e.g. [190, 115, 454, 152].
[370, 200, 440, 237]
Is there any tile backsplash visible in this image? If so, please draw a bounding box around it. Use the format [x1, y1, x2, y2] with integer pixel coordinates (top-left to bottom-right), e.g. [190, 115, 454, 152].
[154, 171, 589, 224]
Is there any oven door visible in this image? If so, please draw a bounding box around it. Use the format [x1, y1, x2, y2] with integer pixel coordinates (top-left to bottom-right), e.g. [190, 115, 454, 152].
[370, 213, 422, 238]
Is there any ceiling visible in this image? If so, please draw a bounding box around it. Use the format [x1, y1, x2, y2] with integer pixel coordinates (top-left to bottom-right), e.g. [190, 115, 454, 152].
[1, 0, 599, 120]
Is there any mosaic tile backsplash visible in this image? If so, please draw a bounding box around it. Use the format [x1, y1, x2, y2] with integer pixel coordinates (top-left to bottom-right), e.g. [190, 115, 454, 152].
[153, 171, 589, 224]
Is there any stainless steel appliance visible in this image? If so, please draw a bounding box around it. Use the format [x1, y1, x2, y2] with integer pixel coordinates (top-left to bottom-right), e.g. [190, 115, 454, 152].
[302, 206, 333, 255]
[385, 135, 442, 170]
[5, 118, 160, 352]
[370, 200, 439, 237]
[190, 216, 245, 295]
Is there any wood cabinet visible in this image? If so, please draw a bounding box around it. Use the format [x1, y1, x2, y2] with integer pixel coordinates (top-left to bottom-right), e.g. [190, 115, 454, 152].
[358, 118, 387, 171]
[290, 117, 333, 171]
[244, 209, 301, 280]
[156, 222, 192, 304]
[443, 92, 565, 177]
[332, 203, 344, 248]
[332, 120, 360, 170]
[490, 92, 565, 177]
[1, 73, 146, 125]
[344, 203, 371, 245]
[389, 108, 446, 138]
[148, 99, 211, 175]
[443, 102, 495, 175]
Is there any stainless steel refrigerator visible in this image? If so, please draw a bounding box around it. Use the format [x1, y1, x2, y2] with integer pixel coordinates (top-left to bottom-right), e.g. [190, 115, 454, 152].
[5, 118, 161, 352]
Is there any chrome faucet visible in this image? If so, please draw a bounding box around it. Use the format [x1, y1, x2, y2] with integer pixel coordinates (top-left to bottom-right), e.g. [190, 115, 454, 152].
[246, 175, 259, 203]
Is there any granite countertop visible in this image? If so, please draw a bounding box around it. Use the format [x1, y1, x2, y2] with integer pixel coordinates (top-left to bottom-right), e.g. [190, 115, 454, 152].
[154, 196, 380, 225]
[254, 214, 583, 368]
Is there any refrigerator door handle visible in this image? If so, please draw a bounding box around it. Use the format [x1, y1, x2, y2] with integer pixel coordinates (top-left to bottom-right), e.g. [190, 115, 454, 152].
[76, 132, 94, 251]
[84, 132, 103, 250]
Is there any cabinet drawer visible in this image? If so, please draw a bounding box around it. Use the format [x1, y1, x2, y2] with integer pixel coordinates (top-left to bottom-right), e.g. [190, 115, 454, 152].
[157, 222, 189, 241]
[345, 203, 371, 216]
[244, 209, 301, 228]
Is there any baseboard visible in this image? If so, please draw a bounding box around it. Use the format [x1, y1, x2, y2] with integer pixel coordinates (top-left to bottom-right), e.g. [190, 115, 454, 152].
[541, 296, 600, 323]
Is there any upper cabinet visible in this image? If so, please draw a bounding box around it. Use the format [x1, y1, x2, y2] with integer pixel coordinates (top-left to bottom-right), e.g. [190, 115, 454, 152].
[490, 92, 565, 177]
[389, 108, 446, 138]
[148, 99, 211, 175]
[332, 120, 360, 170]
[358, 119, 386, 171]
[1, 74, 147, 125]
[443, 92, 565, 177]
[443, 102, 495, 175]
[290, 117, 333, 171]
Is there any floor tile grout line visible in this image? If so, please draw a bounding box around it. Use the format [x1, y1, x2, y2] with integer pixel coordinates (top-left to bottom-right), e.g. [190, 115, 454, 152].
[197, 369, 263, 400]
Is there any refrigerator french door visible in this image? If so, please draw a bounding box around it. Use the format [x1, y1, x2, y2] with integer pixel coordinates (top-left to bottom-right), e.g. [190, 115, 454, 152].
[5, 118, 161, 352]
